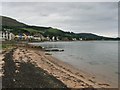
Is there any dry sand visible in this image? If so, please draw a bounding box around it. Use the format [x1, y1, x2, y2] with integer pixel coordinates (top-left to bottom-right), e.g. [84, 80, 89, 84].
[12, 47, 111, 88]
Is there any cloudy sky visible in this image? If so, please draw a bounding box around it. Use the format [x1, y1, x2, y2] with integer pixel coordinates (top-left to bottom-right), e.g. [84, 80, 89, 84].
[1, 2, 118, 37]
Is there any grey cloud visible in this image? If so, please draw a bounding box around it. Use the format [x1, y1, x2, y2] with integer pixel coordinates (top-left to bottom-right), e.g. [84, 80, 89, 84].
[1, 2, 118, 37]
[1, 0, 119, 2]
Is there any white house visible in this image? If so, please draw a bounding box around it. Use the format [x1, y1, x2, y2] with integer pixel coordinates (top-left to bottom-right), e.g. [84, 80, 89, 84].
[52, 36, 55, 41]
[56, 36, 59, 41]
[72, 38, 77, 41]
[33, 33, 45, 41]
[8, 32, 15, 40]
[2, 30, 15, 41]
[46, 36, 50, 41]
[79, 38, 83, 41]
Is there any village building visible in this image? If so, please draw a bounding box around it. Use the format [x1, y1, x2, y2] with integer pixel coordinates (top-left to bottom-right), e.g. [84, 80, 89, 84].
[72, 38, 77, 41]
[46, 36, 50, 41]
[2, 30, 15, 41]
[56, 36, 59, 41]
[33, 33, 46, 41]
[27, 35, 33, 39]
[79, 38, 83, 41]
[15, 34, 23, 40]
[52, 36, 55, 41]
[9, 33, 15, 40]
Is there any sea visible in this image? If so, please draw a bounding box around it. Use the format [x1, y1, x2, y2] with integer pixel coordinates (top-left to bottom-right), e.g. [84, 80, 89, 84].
[30, 41, 119, 87]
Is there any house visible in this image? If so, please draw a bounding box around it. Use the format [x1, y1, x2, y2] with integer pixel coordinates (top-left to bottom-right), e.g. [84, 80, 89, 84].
[33, 33, 45, 41]
[9, 32, 15, 40]
[72, 38, 77, 41]
[2, 30, 15, 41]
[52, 36, 55, 41]
[27, 35, 33, 39]
[79, 38, 83, 41]
[46, 36, 50, 41]
[15, 34, 23, 40]
[56, 36, 59, 41]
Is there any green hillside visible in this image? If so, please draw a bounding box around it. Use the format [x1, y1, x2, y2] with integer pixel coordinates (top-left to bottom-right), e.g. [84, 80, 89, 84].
[1, 15, 119, 40]
[1, 16, 26, 27]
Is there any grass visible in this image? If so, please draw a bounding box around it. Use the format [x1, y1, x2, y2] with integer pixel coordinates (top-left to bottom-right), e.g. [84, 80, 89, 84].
[2, 44, 14, 50]
[22, 28, 44, 34]
[2, 41, 16, 51]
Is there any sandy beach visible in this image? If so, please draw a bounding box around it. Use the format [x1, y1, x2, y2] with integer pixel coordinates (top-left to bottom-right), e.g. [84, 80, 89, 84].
[0, 46, 117, 88]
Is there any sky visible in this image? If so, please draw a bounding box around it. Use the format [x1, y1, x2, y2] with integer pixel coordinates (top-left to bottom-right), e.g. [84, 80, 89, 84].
[1, 1, 119, 37]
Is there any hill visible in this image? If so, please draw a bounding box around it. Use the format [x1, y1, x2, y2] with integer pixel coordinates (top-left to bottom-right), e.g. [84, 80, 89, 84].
[1, 16, 26, 27]
[1, 15, 119, 40]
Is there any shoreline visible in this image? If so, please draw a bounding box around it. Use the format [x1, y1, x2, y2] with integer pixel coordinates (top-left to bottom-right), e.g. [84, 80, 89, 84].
[13, 46, 111, 88]
[29, 42, 118, 88]
[50, 52, 118, 88]
[32, 48, 112, 88]
[0, 45, 117, 88]
[31, 42, 118, 88]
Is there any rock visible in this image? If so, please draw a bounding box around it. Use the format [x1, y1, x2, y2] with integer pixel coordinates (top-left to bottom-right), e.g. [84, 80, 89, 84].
[45, 48, 64, 52]
[45, 53, 52, 55]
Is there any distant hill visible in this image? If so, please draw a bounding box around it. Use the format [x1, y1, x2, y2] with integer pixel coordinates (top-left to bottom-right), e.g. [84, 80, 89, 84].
[0, 16, 26, 27]
[1, 15, 119, 40]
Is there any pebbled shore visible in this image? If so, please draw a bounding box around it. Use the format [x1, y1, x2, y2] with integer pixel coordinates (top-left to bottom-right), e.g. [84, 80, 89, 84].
[1, 46, 113, 88]
[2, 48, 67, 88]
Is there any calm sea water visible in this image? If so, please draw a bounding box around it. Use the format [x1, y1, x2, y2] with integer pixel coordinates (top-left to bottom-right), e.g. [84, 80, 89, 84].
[30, 41, 118, 87]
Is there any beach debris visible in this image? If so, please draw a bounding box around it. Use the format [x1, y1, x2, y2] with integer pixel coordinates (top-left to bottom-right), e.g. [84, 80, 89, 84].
[15, 70, 19, 73]
[15, 62, 20, 67]
[13, 79, 16, 82]
[98, 83, 110, 87]
[88, 79, 96, 84]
